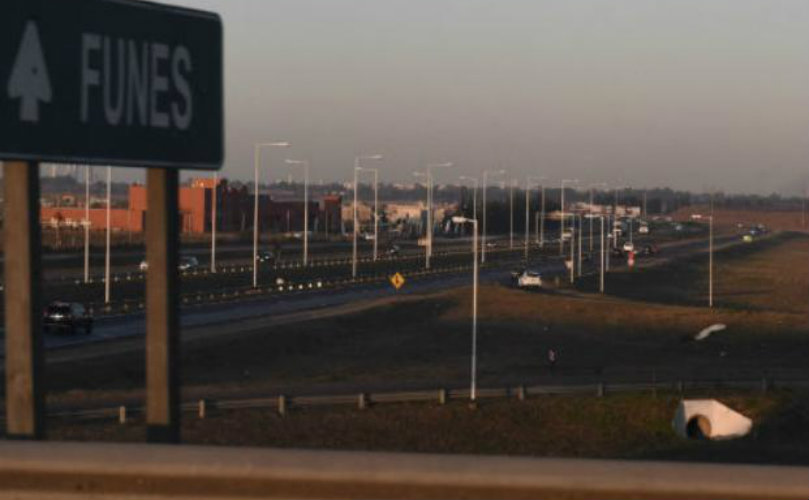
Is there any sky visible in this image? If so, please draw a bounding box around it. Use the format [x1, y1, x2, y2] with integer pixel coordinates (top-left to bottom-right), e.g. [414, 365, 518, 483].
[162, 0, 809, 195]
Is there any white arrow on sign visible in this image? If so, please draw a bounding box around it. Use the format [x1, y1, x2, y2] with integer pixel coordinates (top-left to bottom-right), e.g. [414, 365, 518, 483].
[6, 21, 52, 123]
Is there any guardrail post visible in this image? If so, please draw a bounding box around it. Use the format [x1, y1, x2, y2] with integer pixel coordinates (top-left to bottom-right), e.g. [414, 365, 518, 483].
[118, 406, 127, 424]
[517, 385, 526, 401]
[145, 169, 181, 443]
[358, 393, 369, 410]
[3, 162, 44, 440]
[198, 399, 206, 419]
[438, 389, 448, 405]
[278, 395, 287, 416]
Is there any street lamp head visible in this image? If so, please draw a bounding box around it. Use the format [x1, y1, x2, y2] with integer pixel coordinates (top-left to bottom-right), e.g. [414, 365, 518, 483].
[428, 162, 453, 169]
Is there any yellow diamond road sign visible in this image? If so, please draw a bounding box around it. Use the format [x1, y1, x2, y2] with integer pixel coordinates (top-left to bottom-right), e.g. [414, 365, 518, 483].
[390, 272, 406, 290]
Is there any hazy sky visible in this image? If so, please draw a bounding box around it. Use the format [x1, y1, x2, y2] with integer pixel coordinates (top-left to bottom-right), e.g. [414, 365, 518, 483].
[163, 0, 809, 195]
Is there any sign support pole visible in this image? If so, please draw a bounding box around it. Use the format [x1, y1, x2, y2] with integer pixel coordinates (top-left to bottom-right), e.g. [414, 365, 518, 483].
[4, 161, 44, 439]
[145, 168, 180, 443]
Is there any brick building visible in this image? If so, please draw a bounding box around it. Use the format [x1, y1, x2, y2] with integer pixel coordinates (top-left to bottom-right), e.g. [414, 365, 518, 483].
[41, 178, 342, 235]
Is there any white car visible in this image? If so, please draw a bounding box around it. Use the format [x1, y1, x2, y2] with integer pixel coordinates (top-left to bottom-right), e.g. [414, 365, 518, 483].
[517, 270, 542, 289]
[139, 260, 149, 271]
[622, 241, 635, 253]
[178, 256, 199, 271]
[638, 225, 649, 234]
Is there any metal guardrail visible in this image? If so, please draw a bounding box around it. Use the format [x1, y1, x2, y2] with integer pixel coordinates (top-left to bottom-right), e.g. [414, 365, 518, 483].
[0, 440, 806, 499]
[32, 378, 809, 423]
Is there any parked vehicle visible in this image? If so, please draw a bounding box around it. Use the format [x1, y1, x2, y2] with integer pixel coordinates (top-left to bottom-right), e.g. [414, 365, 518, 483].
[43, 302, 93, 335]
[517, 270, 543, 289]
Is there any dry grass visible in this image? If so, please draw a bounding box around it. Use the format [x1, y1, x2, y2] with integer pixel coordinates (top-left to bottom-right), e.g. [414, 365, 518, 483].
[46, 391, 809, 465]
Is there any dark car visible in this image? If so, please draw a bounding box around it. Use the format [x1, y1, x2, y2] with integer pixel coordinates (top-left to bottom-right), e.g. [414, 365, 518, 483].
[640, 243, 660, 256]
[256, 250, 275, 263]
[43, 302, 93, 335]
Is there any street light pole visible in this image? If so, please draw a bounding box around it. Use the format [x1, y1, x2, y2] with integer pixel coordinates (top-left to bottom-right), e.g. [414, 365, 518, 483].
[560, 179, 578, 256]
[577, 214, 582, 276]
[540, 183, 545, 249]
[569, 215, 575, 284]
[459, 175, 479, 226]
[600, 216, 605, 293]
[709, 214, 714, 309]
[211, 171, 217, 273]
[285, 159, 310, 266]
[452, 216, 478, 402]
[425, 162, 452, 269]
[84, 165, 90, 284]
[253, 142, 290, 288]
[524, 176, 544, 260]
[524, 180, 529, 260]
[373, 169, 378, 261]
[104, 166, 111, 304]
[481, 169, 504, 264]
[509, 180, 515, 250]
[353, 155, 383, 277]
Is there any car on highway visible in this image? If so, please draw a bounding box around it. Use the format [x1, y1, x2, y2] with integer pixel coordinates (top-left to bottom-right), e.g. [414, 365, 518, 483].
[639, 243, 659, 256]
[742, 234, 753, 243]
[256, 250, 276, 264]
[516, 270, 543, 289]
[638, 224, 649, 234]
[622, 241, 635, 253]
[43, 301, 93, 335]
[140, 256, 201, 271]
[485, 241, 498, 248]
[178, 256, 199, 271]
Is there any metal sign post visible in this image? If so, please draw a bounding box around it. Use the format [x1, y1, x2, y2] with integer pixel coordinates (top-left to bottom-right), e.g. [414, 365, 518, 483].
[145, 169, 180, 443]
[0, 0, 223, 442]
[3, 161, 44, 439]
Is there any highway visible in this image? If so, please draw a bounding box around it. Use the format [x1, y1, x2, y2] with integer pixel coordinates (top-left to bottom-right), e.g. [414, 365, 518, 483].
[19, 229, 748, 360]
